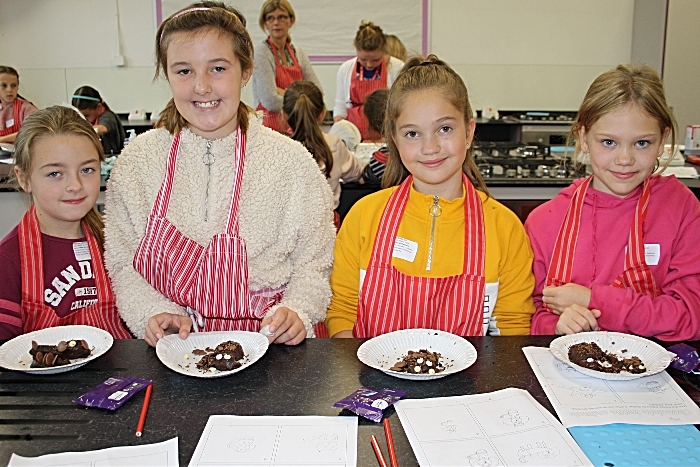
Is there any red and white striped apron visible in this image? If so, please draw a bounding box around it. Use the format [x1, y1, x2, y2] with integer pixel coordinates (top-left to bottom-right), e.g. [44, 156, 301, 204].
[133, 128, 284, 332]
[353, 174, 486, 338]
[347, 57, 387, 141]
[18, 205, 131, 338]
[0, 98, 23, 137]
[546, 175, 660, 302]
[256, 38, 303, 133]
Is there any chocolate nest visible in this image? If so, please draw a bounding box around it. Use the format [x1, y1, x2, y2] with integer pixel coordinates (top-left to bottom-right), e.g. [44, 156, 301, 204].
[29, 339, 91, 368]
[389, 349, 445, 375]
[568, 342, 646, 374]
[194, 341, 245, 372]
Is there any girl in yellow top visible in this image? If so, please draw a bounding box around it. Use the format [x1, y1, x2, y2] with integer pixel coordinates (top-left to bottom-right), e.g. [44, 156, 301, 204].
[327, 55, 535, 338]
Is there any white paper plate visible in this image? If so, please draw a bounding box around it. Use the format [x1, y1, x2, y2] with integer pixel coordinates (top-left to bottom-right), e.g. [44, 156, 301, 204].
[0, 325, 114, 374]
[156, 331, 269, 378]
[550, 331, 673, 380]
[357, 328, 477, 380]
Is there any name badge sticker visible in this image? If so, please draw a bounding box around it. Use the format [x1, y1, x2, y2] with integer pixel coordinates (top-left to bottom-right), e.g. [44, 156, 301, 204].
[5, 118, 14, 128]
[392, 237, 418, 263]
[73, 241, 91, 261]
[644, 244, 660, 266]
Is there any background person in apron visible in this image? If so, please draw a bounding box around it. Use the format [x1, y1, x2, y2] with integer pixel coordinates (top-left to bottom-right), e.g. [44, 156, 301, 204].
[104, 3, 335, 347]
[0, 106, 130, 340]
[252, 0, 322, 133]
[0, 66, 38, 144]
[526, 64, 700, 341]
[72, 86, 126, 156]
[326, 56, 535, 339]
[333, 21, 404, 141]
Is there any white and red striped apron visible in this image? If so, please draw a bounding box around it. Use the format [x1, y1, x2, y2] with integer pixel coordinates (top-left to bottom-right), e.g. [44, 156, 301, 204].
[353, 174, 486, 338]
[0, 98, 23, 137]
[546, 175, 660, 308]
[133, 128, 284, 332]
[256, 38, 303, 133]
[347, 57, 387, 141]
[18, 205, 131, 338]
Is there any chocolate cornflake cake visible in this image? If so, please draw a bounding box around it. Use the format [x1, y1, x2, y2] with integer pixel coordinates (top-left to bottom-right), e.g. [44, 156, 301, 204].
[389, 349, 445, 375]
[568, 341, 646, 374]
[29, 339, 92, 368]
[195, 341, 245, 372]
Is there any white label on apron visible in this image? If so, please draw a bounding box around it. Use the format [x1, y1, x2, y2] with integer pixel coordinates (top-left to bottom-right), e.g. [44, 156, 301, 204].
[359, 269, 366, 291]
[73, 241, 91, 261]
[484, 280, 500, 335]
[645, 244, 660, 266]
[392, 237, 418, 263]
[5, 118, 14, 128]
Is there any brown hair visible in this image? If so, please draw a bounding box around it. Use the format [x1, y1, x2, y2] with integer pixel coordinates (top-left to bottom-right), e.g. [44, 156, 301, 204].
[283, 81, 333, 177]
[154, 1, 253, 135]
[14, 106, 106, 249]
[353, 21, 385, 52]
[0, 66, 19, 80]
[384, 35, 407, 62]
[571, 64, 677, 170]
[258, 0, 295, 40]
[382, 55, 488, 195]
[363, 89, 389, 135]
[72, 86, 110, 111]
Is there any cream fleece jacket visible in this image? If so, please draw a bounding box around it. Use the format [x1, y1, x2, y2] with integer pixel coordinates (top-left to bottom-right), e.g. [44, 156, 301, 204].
[104, 115, 336, 338]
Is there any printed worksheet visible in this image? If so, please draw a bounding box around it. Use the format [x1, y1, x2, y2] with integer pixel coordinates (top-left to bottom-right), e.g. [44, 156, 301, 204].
[8, 437, 178, 467]
[523, 346, 700, 428]
[188, 416, 358, 467]
[394, 388, 592, 467]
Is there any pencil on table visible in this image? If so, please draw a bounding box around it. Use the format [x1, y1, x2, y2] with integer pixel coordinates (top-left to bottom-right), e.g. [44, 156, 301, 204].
[135, 383, 153, 437]
[370, 434, 389, 467]
[383, 418, 398, 467]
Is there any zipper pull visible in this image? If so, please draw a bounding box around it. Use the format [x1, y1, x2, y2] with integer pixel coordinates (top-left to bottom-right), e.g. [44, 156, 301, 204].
[426, 195, 442, 271]
[429, 195, 442, 218]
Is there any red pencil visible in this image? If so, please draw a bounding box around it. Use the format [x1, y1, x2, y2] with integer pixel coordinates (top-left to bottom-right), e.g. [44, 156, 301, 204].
[135, 383, 153, 437]
[370, 434, 389, 467]
[383, 418, 398, 467]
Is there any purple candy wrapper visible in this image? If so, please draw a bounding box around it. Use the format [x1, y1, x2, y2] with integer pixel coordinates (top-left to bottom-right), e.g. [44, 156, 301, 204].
[668, 343, 700, 373]
[73, 376, 151, 410]
[333, 387, 405, 423]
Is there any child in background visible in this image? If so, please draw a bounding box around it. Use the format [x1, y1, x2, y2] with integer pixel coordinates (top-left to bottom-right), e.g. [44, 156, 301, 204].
[283, 80, 361, 225]
[326, 55, 535, 338]
[384, 34, 407, 63]
[104, 2, 335, 346]
[361, 88, 389, 184]
[333, 21, 404, 140]
[526, 64, 700, 341]
[72, 86, 126, 155]
[0, 66, 38, 144]
[0, 106, 131, 339]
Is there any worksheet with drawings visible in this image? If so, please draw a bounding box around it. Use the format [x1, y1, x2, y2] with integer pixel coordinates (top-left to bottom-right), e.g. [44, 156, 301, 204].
[155, 0, 428, 61]
[189, 415, 358, 466]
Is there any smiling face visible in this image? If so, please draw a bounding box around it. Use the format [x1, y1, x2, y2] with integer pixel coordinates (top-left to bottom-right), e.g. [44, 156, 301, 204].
[393, 89, 475, 200]
[580, 102, 669, 198]
[0, 73, 19, 106]
[166, 28, 252, 140]
[264, 8, 293, 44]
[15, 134, 101, 238]
[356, 49, 385, 71]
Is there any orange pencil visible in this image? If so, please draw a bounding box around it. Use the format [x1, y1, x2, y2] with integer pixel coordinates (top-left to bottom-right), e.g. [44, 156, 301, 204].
[383, 418, 398, 467]
[370, 434, 389, 467]
[135, 383, 153, 437]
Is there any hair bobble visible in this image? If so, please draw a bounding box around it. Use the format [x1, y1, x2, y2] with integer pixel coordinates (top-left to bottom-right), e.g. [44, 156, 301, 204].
[417, 61, 438, 67]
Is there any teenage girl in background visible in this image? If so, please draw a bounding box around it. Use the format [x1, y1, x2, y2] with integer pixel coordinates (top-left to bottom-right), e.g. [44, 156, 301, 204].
[253, 0, 322, 133]
[104, 2, 335, 346]
[333, 21, 404, 141]
[361, 88, 389, 185]
[526, 64, 700, 341]
[0, 106, 131, 339]
[72, 86, 126, 155]
[0, 66, 38, 144]
[384, 34, 407, 63]
[283, 80, 361, 226]
[326, 55, 535, 338]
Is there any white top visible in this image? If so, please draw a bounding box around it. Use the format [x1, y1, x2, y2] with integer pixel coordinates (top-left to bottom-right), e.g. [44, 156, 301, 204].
[333, 56, 404, 119]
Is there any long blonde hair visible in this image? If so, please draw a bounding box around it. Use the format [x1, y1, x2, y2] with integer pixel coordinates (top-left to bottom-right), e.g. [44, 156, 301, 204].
[382, 55, 488, 195]
[154, 1, 254, 135]
[14, 106, 106, 249]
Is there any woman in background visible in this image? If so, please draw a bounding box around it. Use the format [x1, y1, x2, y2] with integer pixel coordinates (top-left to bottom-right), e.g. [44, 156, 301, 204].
[72, 86, 126, 155]
[253, 0, 322, 132]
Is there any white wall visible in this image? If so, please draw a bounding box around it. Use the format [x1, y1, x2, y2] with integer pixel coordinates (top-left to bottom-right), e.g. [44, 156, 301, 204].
[2, 0, 692, 119]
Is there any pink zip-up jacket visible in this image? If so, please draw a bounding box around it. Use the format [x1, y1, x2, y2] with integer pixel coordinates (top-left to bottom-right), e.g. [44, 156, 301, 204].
[525, 175, 700, 341]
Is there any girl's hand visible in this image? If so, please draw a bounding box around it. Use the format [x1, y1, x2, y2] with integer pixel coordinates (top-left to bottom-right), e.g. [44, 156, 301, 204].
[555, 304, 601, 335]
[542, 283, 592, 314]
[333, 116, 346, 122]
[276, 87, 286, 96]
[145, 312, 193, 347]
[261, 307, 306, 345]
